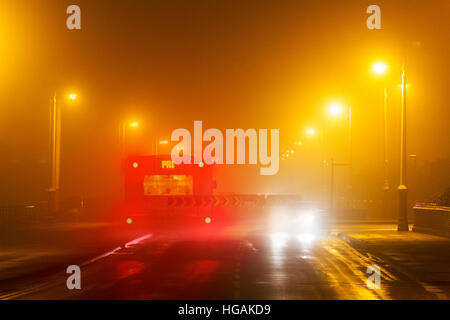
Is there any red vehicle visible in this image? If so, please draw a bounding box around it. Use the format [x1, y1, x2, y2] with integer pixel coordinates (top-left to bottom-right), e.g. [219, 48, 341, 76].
[124, 155, 215, 200]
[121, 155, 292, 234]
[122, 155, 219, 230]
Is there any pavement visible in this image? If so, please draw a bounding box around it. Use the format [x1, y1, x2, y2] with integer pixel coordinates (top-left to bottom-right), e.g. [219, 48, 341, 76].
[1, 219, 449, 300]
[333, 223, 450, 299]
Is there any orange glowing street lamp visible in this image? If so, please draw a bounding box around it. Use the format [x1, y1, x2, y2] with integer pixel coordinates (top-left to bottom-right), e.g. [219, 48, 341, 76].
[372, 62, 388, 75]
[306, 128, 316, 136]
[48, 92, 78, 215]
[328, 102, 344, 117]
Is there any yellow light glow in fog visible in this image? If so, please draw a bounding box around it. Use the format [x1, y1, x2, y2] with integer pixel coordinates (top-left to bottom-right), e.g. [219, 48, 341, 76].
[306, 128, 316, 136]
[205, 217, 211, 224]
[328, 103, 343, 117]
[126, 218, 133, 224]
[129, 122, 139, 128]
[69, 93, 77, 100]
[372, 62, 388, 75]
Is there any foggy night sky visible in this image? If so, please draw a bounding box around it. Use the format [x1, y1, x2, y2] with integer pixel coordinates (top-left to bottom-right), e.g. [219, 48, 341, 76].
[0, 0, 449, 204]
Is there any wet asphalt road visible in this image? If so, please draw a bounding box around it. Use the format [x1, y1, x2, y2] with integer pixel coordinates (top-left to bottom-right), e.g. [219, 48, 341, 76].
[2, 227, 438, 300]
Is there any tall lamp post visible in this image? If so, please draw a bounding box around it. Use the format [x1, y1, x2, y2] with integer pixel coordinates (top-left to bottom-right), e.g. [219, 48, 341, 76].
[327, 102, 353, 210]
[329, 159, 351, 211]
[120, 121, 139, 161]
[398, 64, 409, 231]
[48, 93, 77, 215]
[119, 121, 139, 200]
[304, 127, 326, 208]
[372, 62, 390, 213]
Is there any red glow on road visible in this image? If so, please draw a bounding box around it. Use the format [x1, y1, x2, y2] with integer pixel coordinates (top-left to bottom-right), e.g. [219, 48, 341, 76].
[185, 260, 220, 283]
[117, 260, 145, 280]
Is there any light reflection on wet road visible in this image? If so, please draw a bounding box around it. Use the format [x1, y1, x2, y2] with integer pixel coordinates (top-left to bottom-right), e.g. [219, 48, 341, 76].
[2, 228, 437, 300]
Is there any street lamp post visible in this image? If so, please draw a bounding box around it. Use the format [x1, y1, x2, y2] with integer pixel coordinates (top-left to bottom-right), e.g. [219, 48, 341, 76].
[48, 94, 60, 215]
[348, 106, 353, 210]
[327, 102, 353, 210]
[48, 93, 77, 215]
[329, 158, 350, 212]
[119, 121, 139, 200]
[372, 62, 390, 214]
[120, 121, 139, 161]
[371, 61, 409, 230]
[304, 127, 327, 209]
[383, 88, 390, 210]
[398, 64, 409, 231]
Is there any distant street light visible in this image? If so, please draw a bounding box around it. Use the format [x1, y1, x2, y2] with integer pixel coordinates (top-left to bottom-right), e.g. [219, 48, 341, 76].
[328, 103, 344, 117]
[372, 62, 388, 75]
[129, 121, 139, 128]
[48, 93, 78, 215]
[306, 128, 316, 136]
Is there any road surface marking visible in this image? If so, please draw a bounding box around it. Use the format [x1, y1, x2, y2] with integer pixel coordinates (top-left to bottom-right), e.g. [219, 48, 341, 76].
[0, 233, 154, 300]
[125, 234, 153, 249]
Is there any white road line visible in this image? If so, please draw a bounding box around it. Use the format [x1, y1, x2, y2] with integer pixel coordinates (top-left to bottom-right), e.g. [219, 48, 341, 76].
[80, 246, 122, 267]
[81, 233, 153, 266]
[125, 234, 153, 248]
[1, 233, 154, 300]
